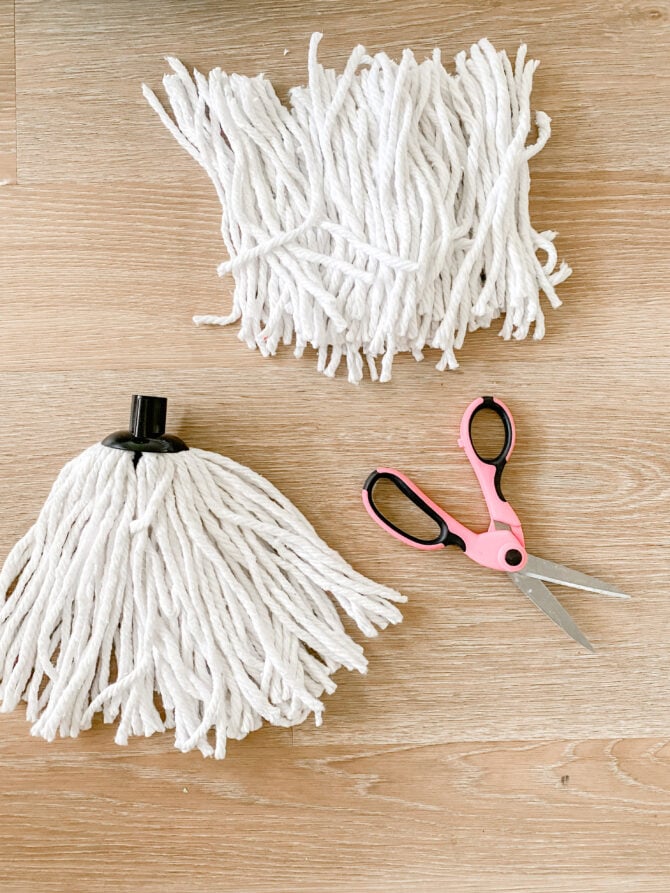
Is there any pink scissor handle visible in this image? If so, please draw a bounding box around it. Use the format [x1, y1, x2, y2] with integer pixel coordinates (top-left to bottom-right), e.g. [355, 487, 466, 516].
[362, 468, 473, 552]
[362, 466, 527, 571]
[361, 397, 529, 573]
[458, 396, 524, 541]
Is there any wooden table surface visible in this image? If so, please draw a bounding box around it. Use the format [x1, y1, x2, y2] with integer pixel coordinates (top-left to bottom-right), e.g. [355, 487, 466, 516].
[1, 1, 669, 890]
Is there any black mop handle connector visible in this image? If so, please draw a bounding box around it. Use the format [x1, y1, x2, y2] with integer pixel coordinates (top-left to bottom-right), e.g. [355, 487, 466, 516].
[102, 395, 188, 454]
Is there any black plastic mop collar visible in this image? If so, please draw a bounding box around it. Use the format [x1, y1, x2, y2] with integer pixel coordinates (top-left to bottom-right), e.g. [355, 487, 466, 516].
[102, 395, 188, 454]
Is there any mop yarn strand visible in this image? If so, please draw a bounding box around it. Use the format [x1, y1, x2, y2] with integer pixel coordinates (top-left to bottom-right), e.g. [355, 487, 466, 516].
[143, 33, 570, 382]
[0, 444, 404, 758]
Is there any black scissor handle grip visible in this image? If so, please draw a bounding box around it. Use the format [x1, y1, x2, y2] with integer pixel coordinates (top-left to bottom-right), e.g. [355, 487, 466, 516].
[363, 469, 466, 550]
[467, 396, 515, 465]
[461, 396, 517, 503]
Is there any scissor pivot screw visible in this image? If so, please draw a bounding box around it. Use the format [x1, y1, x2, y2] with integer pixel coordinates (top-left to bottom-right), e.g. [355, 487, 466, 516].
[505, 549, 523, 567]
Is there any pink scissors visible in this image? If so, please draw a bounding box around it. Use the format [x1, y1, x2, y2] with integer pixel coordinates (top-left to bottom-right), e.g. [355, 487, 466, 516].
[362, 396, 629, 651]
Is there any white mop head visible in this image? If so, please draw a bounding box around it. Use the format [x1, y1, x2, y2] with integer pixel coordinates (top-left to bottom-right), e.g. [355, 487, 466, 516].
[0, 444, 404, 757]
[144, 33, 570, 382]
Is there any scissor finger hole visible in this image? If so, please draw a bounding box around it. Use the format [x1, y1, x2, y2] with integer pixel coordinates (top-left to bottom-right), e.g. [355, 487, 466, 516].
[469, 404, 511, 464]
[370, 476, 444, 543]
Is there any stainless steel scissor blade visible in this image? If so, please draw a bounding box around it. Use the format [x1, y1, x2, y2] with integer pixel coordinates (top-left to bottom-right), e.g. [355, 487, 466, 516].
[523, 554, 630, 599]
[509, 571, 595, 652]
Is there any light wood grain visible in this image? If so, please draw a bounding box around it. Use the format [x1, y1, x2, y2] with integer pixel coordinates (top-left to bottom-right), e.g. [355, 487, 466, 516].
[0, 0, 15, 182]
[1, 1, 669, 890]
[0, 727, 669, 892]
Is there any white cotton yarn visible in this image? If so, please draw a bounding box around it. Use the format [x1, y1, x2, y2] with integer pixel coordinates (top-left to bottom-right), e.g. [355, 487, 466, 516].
[0, 445, 404, 757]
[143, 33, 570, 382]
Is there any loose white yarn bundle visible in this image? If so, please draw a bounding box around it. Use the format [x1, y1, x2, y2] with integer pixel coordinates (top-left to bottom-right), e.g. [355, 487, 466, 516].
[0, 445, 404, 757]
[144, 33, 570, 382]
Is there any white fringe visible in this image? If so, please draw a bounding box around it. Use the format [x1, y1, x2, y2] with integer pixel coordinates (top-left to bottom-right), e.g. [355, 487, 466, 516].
[143, 33, 570, 383]
[0, 445, 404, 758]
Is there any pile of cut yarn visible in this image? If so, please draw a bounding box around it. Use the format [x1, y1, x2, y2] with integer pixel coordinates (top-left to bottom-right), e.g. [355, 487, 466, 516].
[144, 34, 570, 382]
